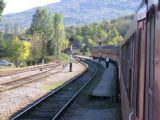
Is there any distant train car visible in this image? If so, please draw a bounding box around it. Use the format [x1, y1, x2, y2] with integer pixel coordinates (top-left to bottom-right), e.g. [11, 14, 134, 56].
[101, 45, 119, 62]
[91, 45, 119, 62]
[91, 46, 101, 59]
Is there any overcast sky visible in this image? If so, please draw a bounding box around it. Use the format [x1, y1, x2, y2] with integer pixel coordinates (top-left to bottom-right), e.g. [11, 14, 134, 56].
[3, 0, 61, 15]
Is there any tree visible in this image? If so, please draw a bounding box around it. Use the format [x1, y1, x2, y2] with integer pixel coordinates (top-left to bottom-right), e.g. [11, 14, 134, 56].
[0, 0, 5, 19]
[106, 28, 119, 41]
[29, 7, 49, 34]
[20, 41, 31, 63]
[28, 7, 67, 61]
[87, 39, 95, 50]
[28, 32, 41, 64]
[106, 35, 123, 45]
[62, 38, 69, 50]
[7, 37, 31, 66]
[46, 15, 55, 56]
[105, 28, 123, 45]
[66, 26, 77, 38]
[0, 38, 6, 57]
[54, 14, 66, 59]
[65, 15, 133, 53]
[0, 0, 9, 58]
[29, 7, 52, 61]
[7, 37, 21, 65]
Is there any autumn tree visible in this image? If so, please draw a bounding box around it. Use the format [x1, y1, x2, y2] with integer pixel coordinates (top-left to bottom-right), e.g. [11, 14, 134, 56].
[20, 41, 31, 63]
[7, 37, 31, 66]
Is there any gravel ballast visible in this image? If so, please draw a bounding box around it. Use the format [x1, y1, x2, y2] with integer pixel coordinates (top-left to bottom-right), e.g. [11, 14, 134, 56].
[0, 62, 85, 120]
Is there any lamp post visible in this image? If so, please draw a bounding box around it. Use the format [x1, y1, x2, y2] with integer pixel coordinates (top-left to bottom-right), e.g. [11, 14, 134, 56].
[40, 17, 48, 71]
[69, 45, 72, 72]
[99, 39, 102, 62]
[40, 27, 45, 71]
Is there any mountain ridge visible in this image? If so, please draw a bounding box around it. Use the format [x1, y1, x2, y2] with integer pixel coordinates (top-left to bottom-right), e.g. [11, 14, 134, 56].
[0, 0, 140, 30]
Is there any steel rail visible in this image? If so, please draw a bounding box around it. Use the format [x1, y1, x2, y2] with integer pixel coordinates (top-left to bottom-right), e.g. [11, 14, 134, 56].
[0, 62, 59, 77]
[0, 63, 68, 92]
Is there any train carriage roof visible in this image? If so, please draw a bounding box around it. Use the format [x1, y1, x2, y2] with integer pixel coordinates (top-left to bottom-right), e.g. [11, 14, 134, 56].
[92, 46, 100, 49]
[101, 45, 119, 49]
[92, 45, 119, 50]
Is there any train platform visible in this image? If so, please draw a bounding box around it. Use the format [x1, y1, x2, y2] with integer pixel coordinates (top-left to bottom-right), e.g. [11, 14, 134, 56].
[90, 62, 117, 98]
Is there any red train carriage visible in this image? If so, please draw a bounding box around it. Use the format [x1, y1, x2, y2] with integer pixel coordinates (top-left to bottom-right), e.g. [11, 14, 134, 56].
[146, 0, 160, 120]
[119, 16, 137, 120]
[119, 1, 147, 120]
[119, 0, 160, 120]
[91, 1, 160, 120]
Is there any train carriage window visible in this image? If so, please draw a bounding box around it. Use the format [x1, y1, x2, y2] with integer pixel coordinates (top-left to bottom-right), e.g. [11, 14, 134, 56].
[136, 28, 142, 117]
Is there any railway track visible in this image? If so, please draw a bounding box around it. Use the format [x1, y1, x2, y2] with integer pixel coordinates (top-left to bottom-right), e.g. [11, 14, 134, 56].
[11, 60, 97, 120]
[0, 62, 58, 77]
[0, 63, 68, 92]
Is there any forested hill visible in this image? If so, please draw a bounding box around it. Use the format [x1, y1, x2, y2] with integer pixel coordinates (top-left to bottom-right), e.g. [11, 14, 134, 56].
[0, 0, 140, 28]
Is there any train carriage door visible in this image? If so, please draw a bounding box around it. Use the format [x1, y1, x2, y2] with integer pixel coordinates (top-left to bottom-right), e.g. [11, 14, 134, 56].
[145, 7, 155, 120]
[134, 7, 147, 120]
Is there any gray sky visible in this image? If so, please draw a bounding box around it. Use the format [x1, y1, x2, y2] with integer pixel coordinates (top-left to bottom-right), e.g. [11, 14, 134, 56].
[3, 0, 61, 15]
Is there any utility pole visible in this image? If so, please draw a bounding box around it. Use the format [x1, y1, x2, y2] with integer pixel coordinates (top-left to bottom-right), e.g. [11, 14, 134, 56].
[55, 23, 59, 61]
[69, 45, 72, 72]
[99, 39, 102, 63]
[42, 29, 45, 62]
[57, 31, 59, 61]
[41, 22, 46, 71]
[40, 30, 44, 71]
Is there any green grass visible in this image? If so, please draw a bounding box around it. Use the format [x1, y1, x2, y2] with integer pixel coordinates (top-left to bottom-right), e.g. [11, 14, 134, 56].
[40, 82, 64, 91]
[45, 53, 70, 63]
[59, 53, 70, 61]
[0, 66, 20, 72]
